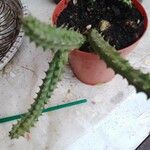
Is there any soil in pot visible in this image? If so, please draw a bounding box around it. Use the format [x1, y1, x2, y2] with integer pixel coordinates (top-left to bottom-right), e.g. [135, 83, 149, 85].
[54, 0, 61, 4]
[56, 0, 145, 51]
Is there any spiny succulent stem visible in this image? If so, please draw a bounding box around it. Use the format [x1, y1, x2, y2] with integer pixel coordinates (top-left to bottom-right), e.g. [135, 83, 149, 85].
[89, 29, 150, 98]
[9, 49, 69, 139]
[9, 15, 85, 139]
[22, 15, 85, 52]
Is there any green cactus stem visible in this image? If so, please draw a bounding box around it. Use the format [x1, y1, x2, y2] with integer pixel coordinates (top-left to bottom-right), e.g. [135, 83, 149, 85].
[9, 49, 68, 139]
[89, 29, 150, 98]
[9, 15, 85, 139]
[22, 15, 85, 52]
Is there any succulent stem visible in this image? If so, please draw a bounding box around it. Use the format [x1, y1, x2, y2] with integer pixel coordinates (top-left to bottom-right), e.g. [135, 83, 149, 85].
[9, 49, 68, 139]
[22, 15, 85, 52]
[9, 15, 85, 139]
[89, 29, 150, 98]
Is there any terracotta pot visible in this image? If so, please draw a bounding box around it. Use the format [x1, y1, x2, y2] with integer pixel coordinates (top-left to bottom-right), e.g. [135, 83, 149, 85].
[52, 0, 148, 85]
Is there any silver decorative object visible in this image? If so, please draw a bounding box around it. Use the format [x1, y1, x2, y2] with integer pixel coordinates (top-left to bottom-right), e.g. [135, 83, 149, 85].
[0, 0, 27, 70]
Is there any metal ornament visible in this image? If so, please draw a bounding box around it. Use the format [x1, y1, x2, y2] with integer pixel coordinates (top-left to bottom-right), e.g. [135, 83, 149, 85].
[0, 0, 27, 70]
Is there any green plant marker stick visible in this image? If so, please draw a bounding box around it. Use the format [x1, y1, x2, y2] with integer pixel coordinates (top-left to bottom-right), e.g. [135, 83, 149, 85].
[0, 99, 87, 124]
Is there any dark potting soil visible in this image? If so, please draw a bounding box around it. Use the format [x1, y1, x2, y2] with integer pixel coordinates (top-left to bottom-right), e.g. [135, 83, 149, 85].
[56, 0, 145, 51]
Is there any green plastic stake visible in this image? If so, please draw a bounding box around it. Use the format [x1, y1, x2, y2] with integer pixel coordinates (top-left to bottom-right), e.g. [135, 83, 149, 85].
[0, 99, 87, 124]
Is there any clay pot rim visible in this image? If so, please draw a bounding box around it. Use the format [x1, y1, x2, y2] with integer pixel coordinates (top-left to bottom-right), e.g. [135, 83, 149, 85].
[52, 0, 148, 53]
[70, 49, 99, 57]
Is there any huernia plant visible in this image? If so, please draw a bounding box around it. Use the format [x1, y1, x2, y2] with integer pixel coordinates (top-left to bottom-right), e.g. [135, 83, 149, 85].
[9, 15, 85, 139]
[9, 0, 149, 139]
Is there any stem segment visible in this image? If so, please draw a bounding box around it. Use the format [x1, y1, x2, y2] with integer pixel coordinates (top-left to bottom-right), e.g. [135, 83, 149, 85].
[89, 29, 150, 98]
[9, 49, 69, 139]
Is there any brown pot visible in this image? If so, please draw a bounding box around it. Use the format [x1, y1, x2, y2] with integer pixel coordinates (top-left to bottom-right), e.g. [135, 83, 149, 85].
[52, 0, 148, 85]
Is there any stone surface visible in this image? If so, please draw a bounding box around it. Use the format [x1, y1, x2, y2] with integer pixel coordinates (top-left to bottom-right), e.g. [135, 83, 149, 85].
[0, 0, 149, 150]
